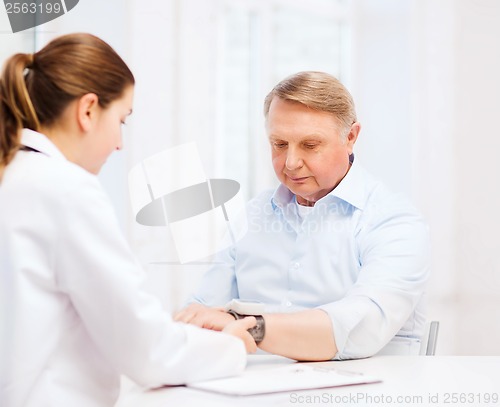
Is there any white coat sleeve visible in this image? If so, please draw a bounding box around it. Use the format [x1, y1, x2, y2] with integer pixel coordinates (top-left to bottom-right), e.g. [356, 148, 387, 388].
[54, 175, 246, 387]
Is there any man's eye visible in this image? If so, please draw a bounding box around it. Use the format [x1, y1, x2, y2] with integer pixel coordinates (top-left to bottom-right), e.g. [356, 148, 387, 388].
[304, 144, 317, 149]
[273, 143, 287, 149]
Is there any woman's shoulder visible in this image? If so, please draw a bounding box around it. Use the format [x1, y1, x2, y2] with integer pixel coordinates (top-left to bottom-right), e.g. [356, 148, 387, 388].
[3, 151, 106, 206]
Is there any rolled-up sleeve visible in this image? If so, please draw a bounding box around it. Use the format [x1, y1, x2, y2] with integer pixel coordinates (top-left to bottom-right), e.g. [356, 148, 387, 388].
[319, 203, 431, 360]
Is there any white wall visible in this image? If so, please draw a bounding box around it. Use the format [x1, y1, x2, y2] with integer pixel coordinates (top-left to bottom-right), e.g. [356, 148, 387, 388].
[351, 0, 413, 197]
[431, 0, 500, 355]
[410, 0, 500, 356]
[353, 0, 500, 355]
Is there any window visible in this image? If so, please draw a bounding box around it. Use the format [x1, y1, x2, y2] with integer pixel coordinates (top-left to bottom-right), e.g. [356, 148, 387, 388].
[214, 0, 350, 198]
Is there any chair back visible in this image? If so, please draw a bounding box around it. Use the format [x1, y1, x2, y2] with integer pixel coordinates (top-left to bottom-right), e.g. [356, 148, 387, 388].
[420, 320, 440, 356]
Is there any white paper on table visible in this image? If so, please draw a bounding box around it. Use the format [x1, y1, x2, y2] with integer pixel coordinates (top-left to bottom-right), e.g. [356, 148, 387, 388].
[187, 363, 381, 396]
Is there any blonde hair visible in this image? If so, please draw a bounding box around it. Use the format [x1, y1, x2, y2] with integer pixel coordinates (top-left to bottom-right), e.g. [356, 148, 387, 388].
[0, 33, 135, 179]
[264, 71, 357, 137]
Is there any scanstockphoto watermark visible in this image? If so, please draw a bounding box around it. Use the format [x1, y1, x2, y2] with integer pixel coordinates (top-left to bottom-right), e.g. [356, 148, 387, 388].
[289, 391, 500, 405]
[249, 216, 354, 235]
[3, 0, 79, 33]
[290, 392, 425, 405]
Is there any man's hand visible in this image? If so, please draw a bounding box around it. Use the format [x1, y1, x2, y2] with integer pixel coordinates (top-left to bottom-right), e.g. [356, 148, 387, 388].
[223, 316, 258, 354]
[174, 303, 235, 331]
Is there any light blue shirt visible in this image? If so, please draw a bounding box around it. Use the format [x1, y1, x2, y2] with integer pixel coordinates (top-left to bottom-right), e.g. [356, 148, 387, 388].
[193, 159, 430, 359]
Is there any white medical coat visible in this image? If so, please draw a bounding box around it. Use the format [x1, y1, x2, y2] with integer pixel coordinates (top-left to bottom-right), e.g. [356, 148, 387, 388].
[0, 129, 246, 407]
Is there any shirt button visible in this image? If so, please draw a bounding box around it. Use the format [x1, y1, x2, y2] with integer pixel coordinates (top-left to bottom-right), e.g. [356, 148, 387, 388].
[291, 262, 300, 270]
[286, 301, 292, 307]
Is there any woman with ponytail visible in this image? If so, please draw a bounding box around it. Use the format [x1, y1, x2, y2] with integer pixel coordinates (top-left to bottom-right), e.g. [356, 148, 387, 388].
[0, 33, 255, 407]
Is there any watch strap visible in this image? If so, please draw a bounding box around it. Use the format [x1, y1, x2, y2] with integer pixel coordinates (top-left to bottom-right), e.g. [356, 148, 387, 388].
[227, 310, 265, 344]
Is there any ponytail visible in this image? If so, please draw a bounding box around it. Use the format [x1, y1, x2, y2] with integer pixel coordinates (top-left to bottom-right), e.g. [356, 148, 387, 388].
[0, 33, 134, 181]
[0, 53, 40, 180]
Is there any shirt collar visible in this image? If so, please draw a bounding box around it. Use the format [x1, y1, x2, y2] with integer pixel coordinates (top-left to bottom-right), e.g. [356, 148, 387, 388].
[271, 184, 295, 210]
[327, 158, 366, 210]
[271, 157, 367, 211]
[20, 128, 67, 161]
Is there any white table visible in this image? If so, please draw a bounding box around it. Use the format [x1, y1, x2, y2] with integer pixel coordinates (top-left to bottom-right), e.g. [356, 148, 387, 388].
[116, 355, 500, 407]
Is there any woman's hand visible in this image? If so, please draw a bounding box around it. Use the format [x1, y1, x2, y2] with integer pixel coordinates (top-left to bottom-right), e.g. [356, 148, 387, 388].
[174, 303, 235, 330]
[223, 316, 258, 354]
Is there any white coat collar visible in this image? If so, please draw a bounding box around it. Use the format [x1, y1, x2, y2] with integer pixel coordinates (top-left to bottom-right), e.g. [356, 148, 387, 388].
[20, 128, 67, 161]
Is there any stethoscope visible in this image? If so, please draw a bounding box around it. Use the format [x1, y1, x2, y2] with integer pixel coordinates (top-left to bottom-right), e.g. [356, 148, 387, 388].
[20, 146, 42, 154]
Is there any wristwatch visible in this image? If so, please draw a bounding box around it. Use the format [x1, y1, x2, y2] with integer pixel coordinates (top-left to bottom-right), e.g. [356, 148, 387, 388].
[227, 310, 266, 344]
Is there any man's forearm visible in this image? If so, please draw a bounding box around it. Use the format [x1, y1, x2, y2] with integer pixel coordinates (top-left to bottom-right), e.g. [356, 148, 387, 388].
[259, 309, 337, 361]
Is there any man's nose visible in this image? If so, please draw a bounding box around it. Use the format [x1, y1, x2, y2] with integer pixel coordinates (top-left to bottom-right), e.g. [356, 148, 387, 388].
[285, 148, 303, 170]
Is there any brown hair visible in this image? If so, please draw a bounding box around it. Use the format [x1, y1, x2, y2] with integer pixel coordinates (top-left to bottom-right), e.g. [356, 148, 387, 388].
[264, 71, 357, 138]
[0, 33, 135, 179]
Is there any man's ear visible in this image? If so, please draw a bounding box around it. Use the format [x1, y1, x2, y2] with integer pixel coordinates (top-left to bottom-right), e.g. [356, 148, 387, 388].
[76, 93, 99, 132]
[346, 122, 361, 155]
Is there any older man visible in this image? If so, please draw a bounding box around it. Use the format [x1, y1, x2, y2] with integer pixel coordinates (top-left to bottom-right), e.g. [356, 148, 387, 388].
[175, 71, 430, 361]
